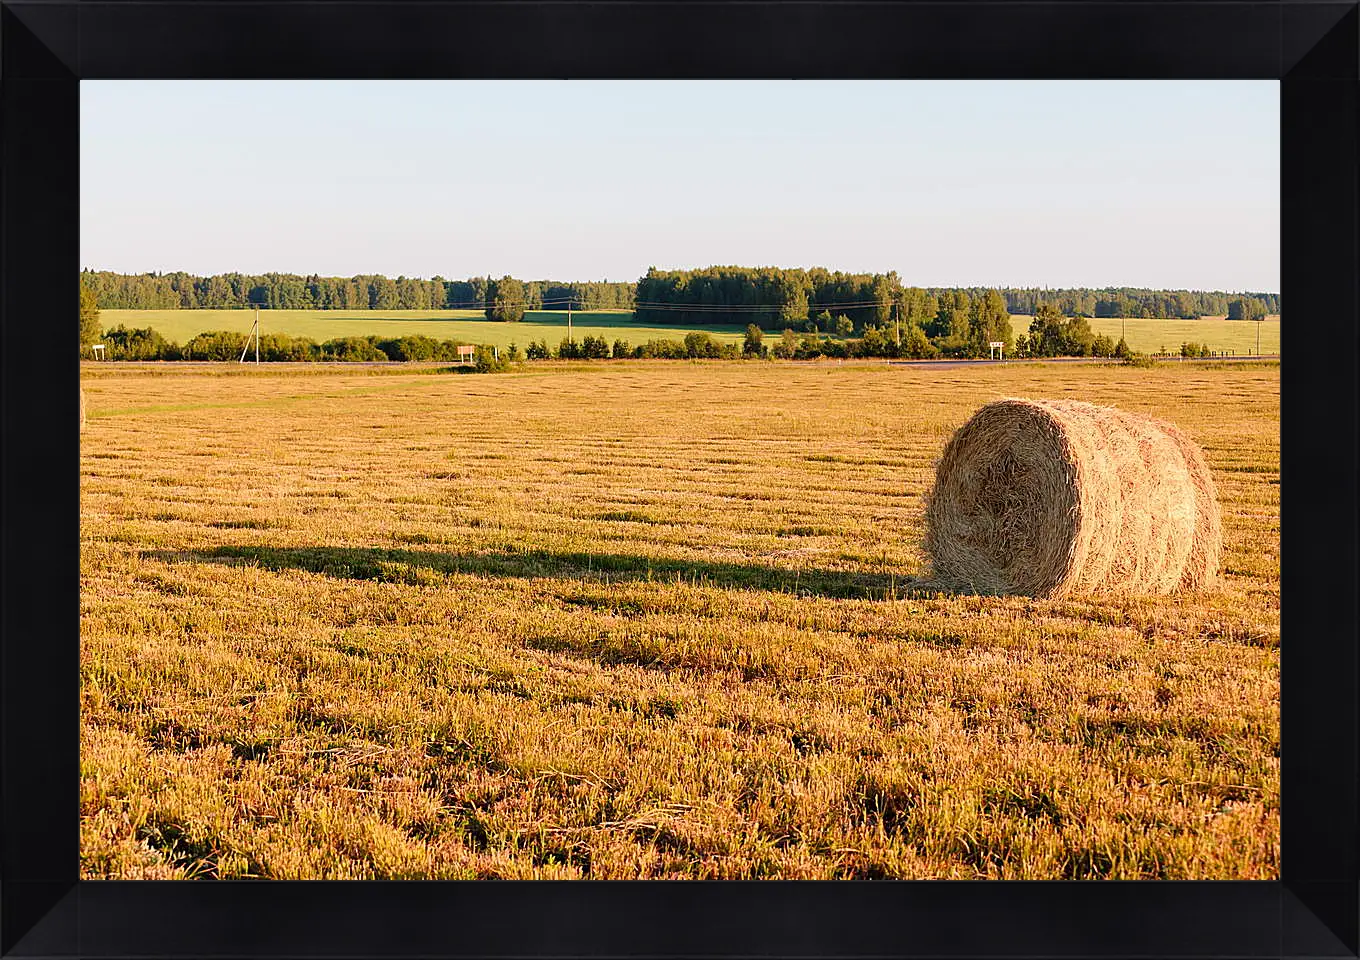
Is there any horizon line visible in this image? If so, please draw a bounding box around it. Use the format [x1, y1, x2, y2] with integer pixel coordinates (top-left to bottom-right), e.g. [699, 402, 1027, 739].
[79, 266, 1281, 297]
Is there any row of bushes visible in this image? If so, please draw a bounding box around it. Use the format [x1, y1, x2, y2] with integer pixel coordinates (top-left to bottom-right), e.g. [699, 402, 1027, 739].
[90, 327, 510, 366]
[527, 333, 744, 361]
[531, 326, 1139, 362]
[757, 317, 1133, 361]
[524, 327, 955, 361]
[1014, 331, 1129, 358]
[517, 327, 1138, 362]
[185, 330, 483, 363]
[91, 324, 1215, 368]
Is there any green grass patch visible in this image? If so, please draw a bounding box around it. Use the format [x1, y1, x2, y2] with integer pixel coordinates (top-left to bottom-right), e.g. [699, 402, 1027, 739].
[102, 309, 748, 352]
[1013, 315, 1280, 356]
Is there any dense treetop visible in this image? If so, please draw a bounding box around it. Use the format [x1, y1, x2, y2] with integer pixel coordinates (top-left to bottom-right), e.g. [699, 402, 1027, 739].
[485, 276, 527, 323]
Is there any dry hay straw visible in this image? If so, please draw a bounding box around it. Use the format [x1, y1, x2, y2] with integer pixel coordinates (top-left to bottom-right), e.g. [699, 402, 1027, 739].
[80, 384, 86, 433]
[924, 398, 1222, 598]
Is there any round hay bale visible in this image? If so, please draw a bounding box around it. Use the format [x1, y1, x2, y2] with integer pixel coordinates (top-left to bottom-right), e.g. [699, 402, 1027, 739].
[924, 398, 1221, 597]
[1155, 418, 1223, 592]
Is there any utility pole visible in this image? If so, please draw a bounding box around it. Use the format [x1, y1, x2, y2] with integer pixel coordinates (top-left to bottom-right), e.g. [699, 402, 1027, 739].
[239, 304, 261, 363]
[1256, 316, 1261, 356]
[567, 295, 573, 344]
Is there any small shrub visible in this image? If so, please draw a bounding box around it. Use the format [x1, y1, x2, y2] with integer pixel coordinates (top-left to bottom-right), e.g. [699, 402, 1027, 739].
[321, 336, 388, 361]
[103, 325, 181, 360]
[683, 332, 723, 359]
[743, 324, 766, 358]
[635, 338, 687, 360]
[904, 324, 939, 359]
[795, 333, 825, 360]
[580, 335, 610, 359]
[821, 338, 850, 359]
[472, 344, 507, 373]
[771, 329, 799, 359]
[184, 329, 249, 361]
[377, 334, 441, 361]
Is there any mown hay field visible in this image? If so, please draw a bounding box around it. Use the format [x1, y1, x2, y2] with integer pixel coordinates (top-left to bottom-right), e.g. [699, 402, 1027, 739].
[80, 360, 1279, 879]
[100, 308, 747, 352]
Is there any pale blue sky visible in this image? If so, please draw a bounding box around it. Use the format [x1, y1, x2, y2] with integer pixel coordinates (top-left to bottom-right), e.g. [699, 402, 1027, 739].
[81, 81, 1279, 291]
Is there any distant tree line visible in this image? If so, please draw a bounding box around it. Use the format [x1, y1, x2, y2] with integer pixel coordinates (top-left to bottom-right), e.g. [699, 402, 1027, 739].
[79, 266, 1279, 364]
[633, 267, 1013, 358]
[79, 270, 636, 312]
[634, 266, 901, 330]
[634, 267, 1278, 328]
[82, 268, 1277, 323]
[985, 287, 1278, 319]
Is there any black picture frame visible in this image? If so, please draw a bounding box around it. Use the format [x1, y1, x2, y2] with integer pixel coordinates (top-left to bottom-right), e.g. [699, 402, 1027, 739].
[3, 2, 1354, 957]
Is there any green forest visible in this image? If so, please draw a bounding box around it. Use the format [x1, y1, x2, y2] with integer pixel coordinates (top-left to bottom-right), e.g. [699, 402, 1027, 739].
[79, 270, 635, 313]
[79, 266, 1279, 363]
[633, 266, 1276, 325]
[987, 286, 1277, 320]
[81, 267, 1278, 322]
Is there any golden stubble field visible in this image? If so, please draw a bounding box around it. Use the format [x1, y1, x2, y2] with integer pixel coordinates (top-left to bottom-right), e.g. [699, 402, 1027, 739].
[80, 359, 1280, 879]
